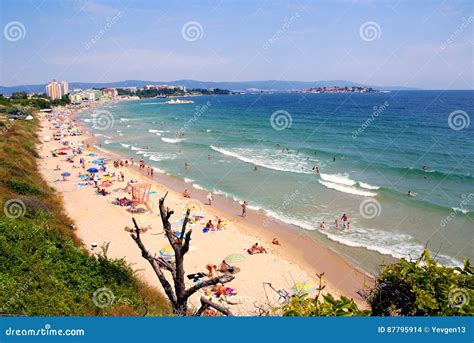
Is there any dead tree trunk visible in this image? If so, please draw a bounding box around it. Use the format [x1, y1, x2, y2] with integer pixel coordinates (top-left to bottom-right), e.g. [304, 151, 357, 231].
[129, 192, 234, 315]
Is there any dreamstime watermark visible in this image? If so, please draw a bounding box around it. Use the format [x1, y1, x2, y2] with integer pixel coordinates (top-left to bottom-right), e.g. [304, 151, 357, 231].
[448, 110, 470, 131]
[92, 287, 115, 308]
[262, 189, 300, 227]
[359, 198, 382, 219]
[359, 21, 382, 42]
[0, 120, 15, 136]
[0, 280, 32, 314]
[181, 21, 204, 42]
[4, 199, 26, 219]
[440, 16, 474, 51]
[352, 101, 389, 139]
[270, 110, 292, 131]
[4, 21, 26, 42]
[440, 193, 473, 227]
[5, 324, 85, 337]
[183, 199, 204, 217]
[92, 110, 115, 130]
[176, 101, 211, 135]
[84, 11, 122, 50]
[448, 288, 470, 308]
[262, 12, 300, 50]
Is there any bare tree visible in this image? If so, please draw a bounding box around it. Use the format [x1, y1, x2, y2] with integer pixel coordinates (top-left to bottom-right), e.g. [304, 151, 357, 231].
[129, 192, 235, 315]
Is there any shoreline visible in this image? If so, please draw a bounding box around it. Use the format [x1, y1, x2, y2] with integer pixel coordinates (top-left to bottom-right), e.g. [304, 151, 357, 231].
[75, 103, 373, 300]
[36, 103, 371, 315]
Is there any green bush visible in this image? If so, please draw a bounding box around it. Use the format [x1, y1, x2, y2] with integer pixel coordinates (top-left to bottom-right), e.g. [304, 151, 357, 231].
[362, 250, 473, 316]
[7, 179, 43, 195]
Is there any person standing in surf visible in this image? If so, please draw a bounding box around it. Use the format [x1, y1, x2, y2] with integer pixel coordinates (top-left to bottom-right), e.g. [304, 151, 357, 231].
[207, 192, 213, 205]
[241, 201, 248, 218]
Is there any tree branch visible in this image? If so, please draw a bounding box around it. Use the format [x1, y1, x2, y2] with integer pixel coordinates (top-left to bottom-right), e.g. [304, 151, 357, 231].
[184, 274, 235, 299]
[194, 296, 234, 316]
[130, 217, 177, 306]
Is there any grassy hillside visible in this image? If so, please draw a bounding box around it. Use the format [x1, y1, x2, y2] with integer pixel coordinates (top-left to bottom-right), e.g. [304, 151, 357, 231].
[0, 108, 171, 316]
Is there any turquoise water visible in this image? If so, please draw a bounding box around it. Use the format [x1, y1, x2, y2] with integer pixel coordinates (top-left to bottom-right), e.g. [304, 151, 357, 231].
[78, 91, 474, 271]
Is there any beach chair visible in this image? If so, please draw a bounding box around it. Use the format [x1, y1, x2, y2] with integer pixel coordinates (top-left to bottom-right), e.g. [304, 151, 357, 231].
[131, 183, 153, 213]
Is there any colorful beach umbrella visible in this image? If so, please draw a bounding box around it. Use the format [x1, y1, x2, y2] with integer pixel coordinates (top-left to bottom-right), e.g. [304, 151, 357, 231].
[159, 245, 175, 257]
[61, 172, 71, 177]
[224, 253, 246, 264]
[91, 160, 103, 165]
[291, 282, 316, 295]
[87, 167, 99, 173]
[98, 157, 108, 161]
[79, 175, 89, 179]
[87, 153, 97, 156]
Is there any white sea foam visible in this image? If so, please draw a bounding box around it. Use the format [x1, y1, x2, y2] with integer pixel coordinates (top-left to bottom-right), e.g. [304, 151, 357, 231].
[452, 207, 469, 214]
[318, 180, 377, 197]
[320, 173, 356, 186]
[131, 146, 141, 151]
[104, 140, 112, 145]
[148, 129, 160, 133]
[358, 181, 380, 190]
[162, 137, 184, 143]
[120, 143, 130, 148]
[192, 183, 205, 190]
[184, 178, 195, 183]
[210, 145, 313, 174]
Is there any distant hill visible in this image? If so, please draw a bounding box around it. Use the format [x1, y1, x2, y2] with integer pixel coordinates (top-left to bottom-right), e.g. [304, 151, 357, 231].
[0, 79, 419, 95]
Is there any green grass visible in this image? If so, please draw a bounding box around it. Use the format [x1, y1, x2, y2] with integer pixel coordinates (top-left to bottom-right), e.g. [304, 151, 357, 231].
[0, 111, 171, 316]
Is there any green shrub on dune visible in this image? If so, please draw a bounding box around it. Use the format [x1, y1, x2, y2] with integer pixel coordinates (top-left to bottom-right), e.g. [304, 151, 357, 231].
[0, 110, 170, 316]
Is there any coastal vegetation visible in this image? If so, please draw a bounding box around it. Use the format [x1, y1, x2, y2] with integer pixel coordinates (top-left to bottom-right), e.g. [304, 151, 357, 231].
[276, 252, 472, 317]
[0, 93, 70, 109]
[0, 107, 170, 316]
[117, 87, 230, 98]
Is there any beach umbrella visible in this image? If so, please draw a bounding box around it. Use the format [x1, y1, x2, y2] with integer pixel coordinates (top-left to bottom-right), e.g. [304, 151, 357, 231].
[102, 176, 110, 181]
[61, 172, 71, 177]
[79, 175, 89, 179]
[98, 157, 108, 161]
[87, 167, 99, 173]
[87, 153, 97, 156]
[224, 253, 246, 264]
[291, 282, 316, 295]
[91, 160, 103, 165]
[159, 245, 175, 257]
[59, 147, 70, 151]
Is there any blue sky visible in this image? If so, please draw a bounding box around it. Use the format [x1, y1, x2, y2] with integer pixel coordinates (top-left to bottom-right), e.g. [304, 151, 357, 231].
[1, 0, 472, 89]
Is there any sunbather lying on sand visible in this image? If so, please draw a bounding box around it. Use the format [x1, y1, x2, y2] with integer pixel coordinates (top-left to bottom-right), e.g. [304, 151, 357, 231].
[212, 283, 236, 297]
[182, 189, 191, 198]
[124, 225, 152, 233]
[247, 242, 268, 255]
[219, 260, 234, 273]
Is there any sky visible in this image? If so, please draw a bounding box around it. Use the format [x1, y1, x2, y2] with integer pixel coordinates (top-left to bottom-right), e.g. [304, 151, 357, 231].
[0, 0, 473, 89]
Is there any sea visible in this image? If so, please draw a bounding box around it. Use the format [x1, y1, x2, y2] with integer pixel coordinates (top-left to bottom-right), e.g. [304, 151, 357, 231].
[77, 91, 474, 273]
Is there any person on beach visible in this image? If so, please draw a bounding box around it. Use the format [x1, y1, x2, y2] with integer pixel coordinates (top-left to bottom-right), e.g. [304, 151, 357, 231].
[183, 189, 191, 198]
[253, 165, 258, 171]
[54, 164, 61, 171]
[93, 175, 99, 188]
[184, 161, 189, 169]
[120, 171, 124, 182]
[247, 242, 267, 254]
[150, 168, 154, 178]
[206, 220, 215, 229]
[241, 201, 248, 217]
[333, 156, 336, 162]
[130, 158, 134, 166]
[272, 238, 280, 245]
[206, 264, 217, 278]
[219, 260, 234, 273]
[335, 218, 339, 229]
[319, 220, 326, 229]
[207, 192, 213, 205]
[208, 154, 211, 160]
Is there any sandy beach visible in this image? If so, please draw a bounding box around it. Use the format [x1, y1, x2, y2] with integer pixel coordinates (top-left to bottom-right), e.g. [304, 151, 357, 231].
[36, 106, 370, 315]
